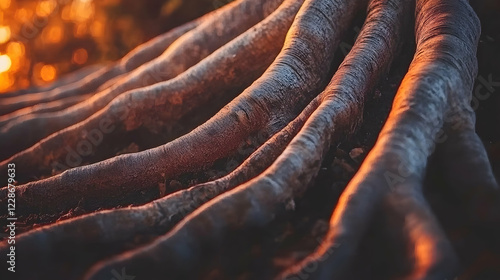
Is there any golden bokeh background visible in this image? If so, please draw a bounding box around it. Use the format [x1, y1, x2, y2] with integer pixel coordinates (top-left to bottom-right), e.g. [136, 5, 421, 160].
[0, 0, 229, 93]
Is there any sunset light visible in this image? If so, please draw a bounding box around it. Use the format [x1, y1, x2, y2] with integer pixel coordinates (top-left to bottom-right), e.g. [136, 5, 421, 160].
[0, 0, 10, 10]
[0, 0, 159, 93]
[0, 54, 11, 73]
[0, 25, 10, 44]
[72, 48, 88, 65]
[40, 64, 56, 82]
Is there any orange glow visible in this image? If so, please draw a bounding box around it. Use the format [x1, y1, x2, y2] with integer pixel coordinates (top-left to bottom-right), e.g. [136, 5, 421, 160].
[0, 72, 14, 91]
[15, 8, 30, 22]
[90, 20, 104, 37]
[40, 64, 57, 82]
[74, 23, 87, 38]
[61, 5, 72, 21]
[70, 0, 95, 23]
[18, 78, 29, 88]
[406, 213, 438, 279]
[7, 42, 25, 57]
[0, 54, 12, 73]
[0, 25, 10, 44]
[6, 43, 24, 72]
[44, 24, 63, 44]
[414, 235, 434, 276]
[161, 0, 183, 17]
[72, 48, 88, 65]
[0, 0, 165, 93]
[0, 0, 11, 10]
[36, 0, 57, 17]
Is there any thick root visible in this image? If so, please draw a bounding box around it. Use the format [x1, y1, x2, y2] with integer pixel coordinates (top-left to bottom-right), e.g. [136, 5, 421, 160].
[0, 94, 91, 127]
[0, 0, 283, 160]
[0, 0, 297, 183]
[0, 0, 314, 215]
[0, 0, 497, 279]
[0, 0, 362, 218]
[0, 15, 203, 114]
[283, 0, 493, 278]
[0, 96, 315, 279]
[437, 112, 500, 226]
[84, 0, 401, 278]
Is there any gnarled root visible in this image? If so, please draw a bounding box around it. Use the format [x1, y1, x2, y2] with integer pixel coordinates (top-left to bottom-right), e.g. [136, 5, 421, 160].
[0, 0, 283, 160]
[0, 97, 315, 279]
[0, 0, 498, 279]
[283, 0, 498, 279]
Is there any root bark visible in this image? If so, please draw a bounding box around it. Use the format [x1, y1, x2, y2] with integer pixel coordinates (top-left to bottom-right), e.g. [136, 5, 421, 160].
[0, 0, 498, 279]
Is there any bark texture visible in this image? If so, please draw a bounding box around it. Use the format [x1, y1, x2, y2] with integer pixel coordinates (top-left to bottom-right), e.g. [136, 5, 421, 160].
[0, 0, 498, 279]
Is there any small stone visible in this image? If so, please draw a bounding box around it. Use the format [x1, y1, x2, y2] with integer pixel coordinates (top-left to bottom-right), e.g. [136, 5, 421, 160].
[349, 147, 365, 163]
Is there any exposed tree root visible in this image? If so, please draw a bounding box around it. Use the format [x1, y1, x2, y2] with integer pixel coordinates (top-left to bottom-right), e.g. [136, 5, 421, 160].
[0, 0, 303, 196]
[283, 0, 498, 279]
[0, 0, 296, 180]
[437, 120, 500, 227]
[0, 0, 362, 217]
[0, 0, 283, 160]
[0, 64, 104, 99]
[83, 0, 405, 278]
[0, 93, 317, 279]
[0, 19, 196, 116]
[0, 94, 92, 127]
[0, 0, 498, 279]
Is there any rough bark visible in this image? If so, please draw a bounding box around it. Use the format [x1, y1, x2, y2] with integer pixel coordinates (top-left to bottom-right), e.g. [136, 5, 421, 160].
[0, 0, 498, 279]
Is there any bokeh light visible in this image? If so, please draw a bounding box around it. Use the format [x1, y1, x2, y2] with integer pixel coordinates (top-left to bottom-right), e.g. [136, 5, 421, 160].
[0, 0, 11, 10]
[0, 26, 10, 44]
[36, 0, 57, 18]
[0, 0, 139, 92]
[72, 48, 88, 65]
[0, 54, 11, 73]
[0, 0, 225, 93]
[0, 53, 13, 91]
[40, 64, 56, 82]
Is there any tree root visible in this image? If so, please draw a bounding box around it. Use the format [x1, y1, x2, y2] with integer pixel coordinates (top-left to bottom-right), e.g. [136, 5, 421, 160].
[283, 0, 498, 279]
[0, 0, 302, 190]
[437, 120, 500, 227]
[0, 94, 92, 127]
[0, 94, 316, 279]
[0, 0, 283, 160]
[0, 0, 498, 279]
[0, 0, 361, 217]
[0, 13, 205, 114]
[0, 64, 104, 99]
[82, 0, 404, 278]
